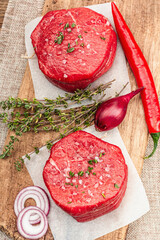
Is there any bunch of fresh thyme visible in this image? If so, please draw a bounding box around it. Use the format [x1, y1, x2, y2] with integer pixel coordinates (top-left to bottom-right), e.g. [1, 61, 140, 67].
[0, 81, 115, 171]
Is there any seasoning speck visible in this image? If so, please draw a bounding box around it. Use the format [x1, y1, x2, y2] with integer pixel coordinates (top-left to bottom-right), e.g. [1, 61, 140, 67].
[64, 74, 68, 78]
[67, 47, 75, 53]
[66, 178, 70, 183]
[100, 36, 106, 40]
[102, 193, 106, 198]
[64, 23, 69, 30]
[88, 166, 93, 172]
[69, 171, 75, 177]
[62, 59, 67, 64]
[78, 171, 84, 177]
[71, 23, 76, 28]
[79, 180, 82, 184]
[65, 182, 70, 185]
[114, 183, 120, 189]
[105, 166, 110, 172]
[88, 190, 93, 197]
[80, 43, 85, 47]
[88, 160, 93, 165]
[93, 159, 98, 163]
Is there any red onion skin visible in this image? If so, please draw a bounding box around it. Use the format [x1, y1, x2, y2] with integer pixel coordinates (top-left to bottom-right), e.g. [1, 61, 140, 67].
[95, 87, 144, 131]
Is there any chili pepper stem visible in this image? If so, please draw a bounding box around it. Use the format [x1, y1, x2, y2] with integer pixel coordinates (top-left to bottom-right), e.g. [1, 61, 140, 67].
[145, 132, 160, 159]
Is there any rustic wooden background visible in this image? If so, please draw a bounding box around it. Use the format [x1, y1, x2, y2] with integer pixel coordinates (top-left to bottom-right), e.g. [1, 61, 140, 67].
[0, 0, 8, 28]
[0, 0, 160, 239]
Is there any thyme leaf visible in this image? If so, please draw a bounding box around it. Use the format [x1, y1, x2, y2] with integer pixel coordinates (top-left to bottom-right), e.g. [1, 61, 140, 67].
[100, 36, 106, 40]
[67, 47, 75, 53]
[114, 183, 120, 189]
[71, 23, 76, 28]
[64, 23, 69, 30]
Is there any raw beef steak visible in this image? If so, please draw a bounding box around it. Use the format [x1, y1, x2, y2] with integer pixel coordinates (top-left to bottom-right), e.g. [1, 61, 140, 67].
[43, 131, 128, 222]
[31, 7, 117, 92]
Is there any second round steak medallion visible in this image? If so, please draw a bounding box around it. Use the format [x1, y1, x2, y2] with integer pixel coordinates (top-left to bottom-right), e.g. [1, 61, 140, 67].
[43, 131, 128, 222]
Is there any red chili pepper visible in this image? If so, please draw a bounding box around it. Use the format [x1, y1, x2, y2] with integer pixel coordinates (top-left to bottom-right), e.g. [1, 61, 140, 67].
[111, 2, 160, 158]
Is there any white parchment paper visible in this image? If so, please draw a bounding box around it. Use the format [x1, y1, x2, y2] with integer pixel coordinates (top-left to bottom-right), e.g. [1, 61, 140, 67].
[24, 3, 150, 240]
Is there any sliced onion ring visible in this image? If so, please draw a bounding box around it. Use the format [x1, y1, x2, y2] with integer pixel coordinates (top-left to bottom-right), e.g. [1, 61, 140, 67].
[17, 206, 48, 239]
[14, 186, 50, 224]
[29, 213, 41, 225]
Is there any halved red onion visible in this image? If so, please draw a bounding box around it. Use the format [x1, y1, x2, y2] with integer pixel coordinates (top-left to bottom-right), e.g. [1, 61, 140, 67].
[17, 206, 48, 239]
[14, 186, 50, 224]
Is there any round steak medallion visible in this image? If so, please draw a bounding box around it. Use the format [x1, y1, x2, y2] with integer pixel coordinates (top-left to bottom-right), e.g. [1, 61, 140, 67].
[31, 8, 117, 92]
[43, 131, 128, 222]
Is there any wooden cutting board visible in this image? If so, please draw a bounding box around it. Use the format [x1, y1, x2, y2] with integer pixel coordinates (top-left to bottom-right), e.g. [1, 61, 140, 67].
[0, 0, 159, 239]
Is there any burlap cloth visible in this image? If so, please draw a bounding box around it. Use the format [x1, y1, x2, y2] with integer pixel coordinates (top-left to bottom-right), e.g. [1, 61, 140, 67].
[0, 0, 159, 239]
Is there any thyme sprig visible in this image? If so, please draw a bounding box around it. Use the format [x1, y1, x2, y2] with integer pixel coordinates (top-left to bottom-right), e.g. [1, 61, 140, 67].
[0, 81, 113, 111]
[0, 136, 19, 159]
[0, 81, 114, 135]
[0, 80, 128, 172]
[0, 82, 114, 168]
[12, 101, 101, 171]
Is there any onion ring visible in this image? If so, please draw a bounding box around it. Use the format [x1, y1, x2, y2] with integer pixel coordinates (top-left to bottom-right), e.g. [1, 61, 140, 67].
[14, 186, 50, 224]
[17, 206, 48, 239]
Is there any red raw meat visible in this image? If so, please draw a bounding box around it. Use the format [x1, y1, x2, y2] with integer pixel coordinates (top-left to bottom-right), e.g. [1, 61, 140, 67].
[31, 7, 117, 92]
[43, 131, 128, 222]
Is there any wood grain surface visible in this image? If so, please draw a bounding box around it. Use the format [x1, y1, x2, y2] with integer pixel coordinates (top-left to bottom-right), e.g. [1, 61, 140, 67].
[0, 0, 9, 28]
[0, 0, 160, 239]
